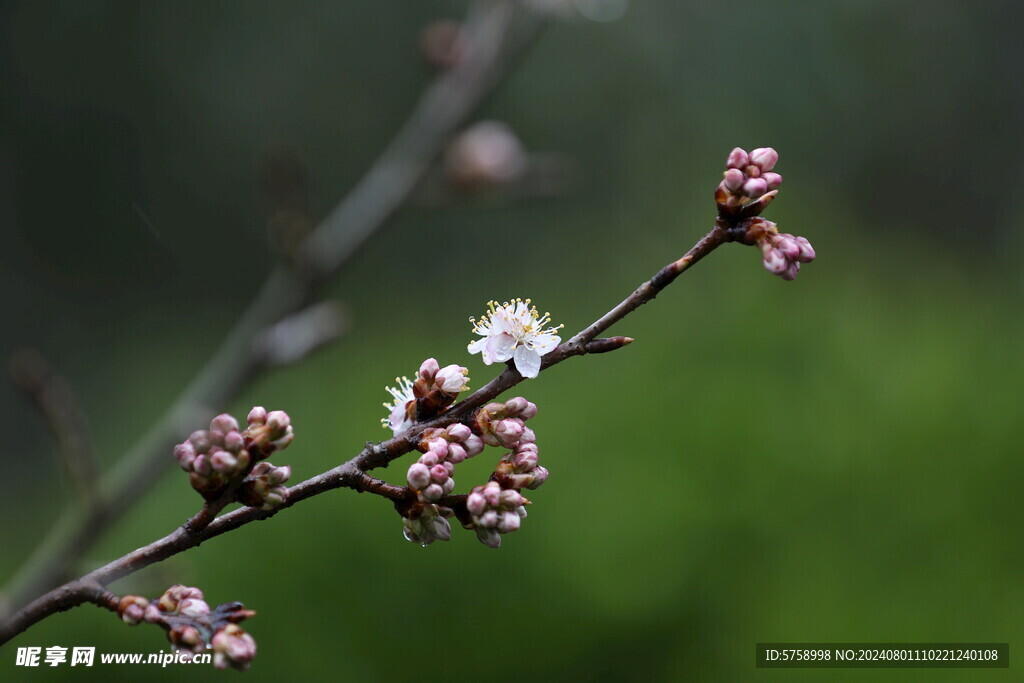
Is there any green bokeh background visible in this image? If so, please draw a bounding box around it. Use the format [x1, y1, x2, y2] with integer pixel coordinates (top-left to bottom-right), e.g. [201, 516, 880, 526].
[2, 1, 1022, 681]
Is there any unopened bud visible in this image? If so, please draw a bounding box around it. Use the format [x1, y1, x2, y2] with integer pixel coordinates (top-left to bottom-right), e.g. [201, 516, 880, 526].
[435, 364, 469, 394]
[726, 147, 749, 169]
[742, 177, 768, 198]
[247, 406, 267, 426]
[749, 147, 779, 172]
[446, 423, 472, 442]
[418, 358, 440, 381]
[723, 168, 745, 191]
[210, 414, 239, 434]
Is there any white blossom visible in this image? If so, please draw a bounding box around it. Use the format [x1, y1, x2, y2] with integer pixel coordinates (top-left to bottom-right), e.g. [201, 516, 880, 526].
[381, 375, 415, 436]
[467, 299, 562, 379]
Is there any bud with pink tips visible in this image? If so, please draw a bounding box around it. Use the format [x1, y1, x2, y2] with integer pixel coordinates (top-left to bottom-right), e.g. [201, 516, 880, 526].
[466, 481, 529, 548]
[212, 623, 258, 671]
[236, 461, 291, 510]
[471, 397, 538, 448]
[745, 219, 816, 281]
[118, 595, 149, 625]
[716, 146, 783, 217]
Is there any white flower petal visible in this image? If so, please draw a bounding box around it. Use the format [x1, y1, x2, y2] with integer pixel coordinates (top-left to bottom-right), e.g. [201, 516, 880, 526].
[514, 346, 542, 378]
[468, 337, 488, 355]
[529, 333, 561, 354]
[487, 333, 516, 363]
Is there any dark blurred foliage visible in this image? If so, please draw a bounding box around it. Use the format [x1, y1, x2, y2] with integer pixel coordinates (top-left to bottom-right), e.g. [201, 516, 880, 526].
[2, 1, 1022, 681]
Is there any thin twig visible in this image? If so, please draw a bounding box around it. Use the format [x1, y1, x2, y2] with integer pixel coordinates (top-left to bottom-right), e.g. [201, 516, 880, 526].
[1, 0, 541, 618]
[0, 222, 729, 645]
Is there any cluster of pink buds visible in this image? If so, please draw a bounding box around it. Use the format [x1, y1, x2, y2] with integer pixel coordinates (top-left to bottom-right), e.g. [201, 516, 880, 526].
[173, 408, 294, 506]
[407, 423, 487, 502]
[174, 414, 251, 496]
[401, 502, 454, 546]
[714, 146, 817, 280]
[383, 359, 470, 436]
[212, 624, 259, 671]
[418, 423, 484, 464]
[116, 585, 257, 670]
[755, 220, 817, 280]
[472, 397, 537, 448]
[494, 440, 549, 490]
[720, 147, 782, 202]
[236, 461, 292, 510]
[466, 481, 529, 548]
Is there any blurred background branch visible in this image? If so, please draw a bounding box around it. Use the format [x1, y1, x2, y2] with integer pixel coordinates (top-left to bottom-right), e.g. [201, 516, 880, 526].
[9, 348, 100, 511]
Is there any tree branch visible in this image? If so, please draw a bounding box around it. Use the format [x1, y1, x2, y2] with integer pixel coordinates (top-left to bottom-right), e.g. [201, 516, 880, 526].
[2, 0, 543, 619]
[0, 220, 730, 645]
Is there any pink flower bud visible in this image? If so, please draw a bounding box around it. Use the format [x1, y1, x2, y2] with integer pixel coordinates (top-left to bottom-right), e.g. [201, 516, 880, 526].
[189, 430, 212, 453]
[499, 489, 524, 508]
[178, 598, 211, 618]
[794, 236, 816, 262]
[267, 465, 291, 485]
[435, 364, 469, 393]
[212, 624, 257, 671]
[723, 168, 745, 192]
[446, 423, 472, 442]
[447, 443, 467, 463]
[419, 452, 440, 467]
[763, 171, 783, 189]
[223, 430, 245, 453]
[418, 358, 440, 381]
[513, 450, 539, 471]
[144, 604, 162, 624]
[479, 510, 499, 528]
[726, 147, 749, 169]
[266, 410, 291, 434]
[407, 463, 431, 489]
[742, 177, 768, 198]
[422, 484, 444, 502]
[210, 414, 239, 434]
[427, 438, 449, 459]
[467, 492, 486, 516]
[526, 466, 549, 489]
[504, 397, 529, 415]
[442, 478, 455, 495]
[429, 464, 449, 484]
[762, 249, 788, 275]
[521, 401, 538, 420]
[209, 450, 239, 474]
[192, 454, 212, 476]
[118, 595, 149, 625]
[442, 461, 455, 477]
[781, 262, 801, 281]
[775, 235, 802, 260]
[749, 147, 779, 172]
[519, 427, 536, 444]
[507, 473, 534, 489]
[247, 406, 267, 426]
[463, 434, 484, 457]
[493, 419, 524, 446]
[498, 511, 521, 533]
[483, 483, 501, 507]
[174, 442, 196, 471]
